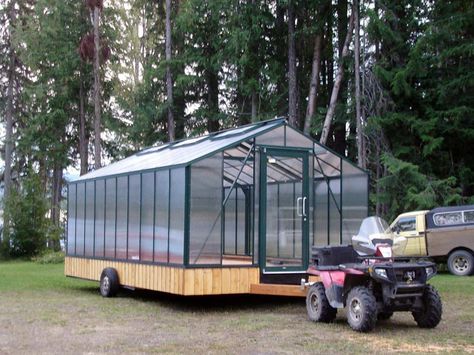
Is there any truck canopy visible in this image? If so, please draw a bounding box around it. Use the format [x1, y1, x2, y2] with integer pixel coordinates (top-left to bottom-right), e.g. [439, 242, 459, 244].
[426, 205, 474, 229]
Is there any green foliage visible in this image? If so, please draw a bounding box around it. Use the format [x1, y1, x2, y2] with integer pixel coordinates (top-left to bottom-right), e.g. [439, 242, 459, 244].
[32, 251, 65, 264]
[3, 172, 54, 258]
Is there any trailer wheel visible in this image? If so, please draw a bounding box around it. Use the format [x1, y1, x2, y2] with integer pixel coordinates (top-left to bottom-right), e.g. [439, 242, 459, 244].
[377, 311, 393, 321]
[100, 268, 119, 297]
[412, 285, 442, 328]
[306, 282, 337, 323]
[346, 287, 377, 332]
[447, 250, 474, 276]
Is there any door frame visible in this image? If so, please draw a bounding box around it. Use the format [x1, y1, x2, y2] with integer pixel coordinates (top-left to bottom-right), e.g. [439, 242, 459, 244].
[258, 146, 310, 274]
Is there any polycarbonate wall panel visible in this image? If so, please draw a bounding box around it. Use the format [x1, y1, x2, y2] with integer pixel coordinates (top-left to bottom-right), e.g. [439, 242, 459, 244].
[224, 189, 236, 254]
[278, 182, 296, 258]
[313, 180, 328, 246]
[76, 182, 85, 255]
[104, 178, 116, 258]
[67, 185, 76, 255]
[141, 172, 154, 262]
[190, 154, 222, 264]
[265, 183, 278, 258]
[255, 125, 285, 146]
[169, 169, 185, 264]
[236, 188, 246, 254]
[285, 126, 313, 148]
[254, 153, 260, 264]
[95, 179, 105, 257]
[342, 161, 369, 244]
[84, 181, 95, 256]
[128, 174, 140, 260]
[155, 170, 169, 263]
[116, 176, 128, 259]
[329, 179, 341, 245]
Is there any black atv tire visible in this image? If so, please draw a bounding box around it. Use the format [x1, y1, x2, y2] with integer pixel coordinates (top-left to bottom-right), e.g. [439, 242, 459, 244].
[306, 282, 337, 323]
[377, 311, 394, 321]
[412, 285, 442, 328]
[447, 250, 474, 276]
[100, 268, 120, 297]
[346, 287, 377, 332]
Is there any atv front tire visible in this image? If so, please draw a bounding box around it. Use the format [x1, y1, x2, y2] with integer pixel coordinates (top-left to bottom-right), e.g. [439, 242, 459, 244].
[346, 287, 377, 332]
[412, 285, 442, 328]
[306, 282, 337, 323]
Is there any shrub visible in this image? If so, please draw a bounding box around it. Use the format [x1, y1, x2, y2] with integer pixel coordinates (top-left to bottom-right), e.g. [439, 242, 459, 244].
[33, 251, 65, 264]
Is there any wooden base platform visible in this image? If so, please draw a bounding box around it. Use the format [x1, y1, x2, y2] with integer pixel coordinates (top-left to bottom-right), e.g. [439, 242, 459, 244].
[65, 257, 319, 297]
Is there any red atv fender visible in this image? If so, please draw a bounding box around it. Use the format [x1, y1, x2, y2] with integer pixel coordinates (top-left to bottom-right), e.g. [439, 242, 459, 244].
[307, 265, 365, 308]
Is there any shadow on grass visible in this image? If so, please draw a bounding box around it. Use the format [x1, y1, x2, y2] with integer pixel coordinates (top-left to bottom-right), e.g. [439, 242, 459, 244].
[71, 283, 304, 313]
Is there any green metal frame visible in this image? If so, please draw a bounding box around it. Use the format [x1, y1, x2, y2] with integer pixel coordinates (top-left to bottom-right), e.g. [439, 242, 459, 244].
[258, 146, 310, 273]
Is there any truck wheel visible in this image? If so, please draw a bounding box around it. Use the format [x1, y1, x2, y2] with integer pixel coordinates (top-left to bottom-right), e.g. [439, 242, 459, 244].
[412, 285, 442, 328]
[100, 268, 120, 297]
[346, 287, 377, 332]
[377, 311, 394, 321]
[306, 282, 337, 323]
[447, 250, 474, 276]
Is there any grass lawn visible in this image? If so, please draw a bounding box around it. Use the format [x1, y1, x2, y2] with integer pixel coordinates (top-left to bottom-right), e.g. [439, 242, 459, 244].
[0, 261, 473, 354]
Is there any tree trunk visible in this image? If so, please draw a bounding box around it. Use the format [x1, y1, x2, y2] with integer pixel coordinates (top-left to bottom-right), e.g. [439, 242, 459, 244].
[79, 67, 88, 175]
[251, 90, 257, 122]
[304, 35, 322, 134]
[50, 163, 63, 251]
[93, 6, 101, 169]
[319, 11, 354, 146]
[354, 0, 365, 169]
[287, 0, 298, 127]
[206, 68, 220, 132]
[165, 0, 175, 142]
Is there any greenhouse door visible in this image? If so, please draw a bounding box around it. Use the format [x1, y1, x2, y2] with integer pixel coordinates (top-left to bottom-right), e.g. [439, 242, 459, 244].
[259, 147, 310, 277]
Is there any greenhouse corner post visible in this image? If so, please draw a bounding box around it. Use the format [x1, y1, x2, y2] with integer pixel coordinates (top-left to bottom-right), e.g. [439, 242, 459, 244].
[340, 157, 343, 244]
[184, 166, 191, 266]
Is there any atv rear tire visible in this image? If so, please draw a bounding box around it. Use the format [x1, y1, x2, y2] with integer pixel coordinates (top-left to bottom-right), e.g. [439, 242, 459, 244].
[377, 311, 394, 321]
[100, 268, 120, 297]
[306, 282, 337, 323]
[346, 287, 377, 332]
[447, 250, 474, 276]
[412, 285, 442, 328]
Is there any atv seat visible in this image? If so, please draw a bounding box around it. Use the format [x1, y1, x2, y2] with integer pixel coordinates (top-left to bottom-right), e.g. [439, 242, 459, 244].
[311, 245, 359, 266]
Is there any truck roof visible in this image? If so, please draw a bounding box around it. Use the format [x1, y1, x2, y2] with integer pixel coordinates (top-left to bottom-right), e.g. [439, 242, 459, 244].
[429, 205, 474, 214]
[396, 210, 430, 218]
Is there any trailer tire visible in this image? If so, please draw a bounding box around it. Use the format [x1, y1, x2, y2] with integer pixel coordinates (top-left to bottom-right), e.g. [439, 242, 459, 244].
[100, 268, 120, 297]
[306, 282, 337, 323]
[346, 287, 377, 332]
[447, 250, 474, 276]
[412, 285, 442, 328]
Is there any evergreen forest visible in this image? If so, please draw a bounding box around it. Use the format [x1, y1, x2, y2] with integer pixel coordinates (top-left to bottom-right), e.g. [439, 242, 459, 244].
[1, 0, 473, 256]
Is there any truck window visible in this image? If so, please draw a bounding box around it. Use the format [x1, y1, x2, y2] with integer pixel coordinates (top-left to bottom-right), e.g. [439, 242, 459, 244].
[464, 211, 474, 223]
[433, 212, 462, 226]
[395, 217, 416, 232]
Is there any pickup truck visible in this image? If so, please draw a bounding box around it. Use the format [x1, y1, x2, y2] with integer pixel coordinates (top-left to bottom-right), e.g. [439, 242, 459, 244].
[390, 205, 474, 276]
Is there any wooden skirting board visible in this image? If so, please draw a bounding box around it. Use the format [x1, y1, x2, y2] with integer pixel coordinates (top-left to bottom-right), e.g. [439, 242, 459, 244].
[65, 257, 320, 297]
[65, 256, 260, 296]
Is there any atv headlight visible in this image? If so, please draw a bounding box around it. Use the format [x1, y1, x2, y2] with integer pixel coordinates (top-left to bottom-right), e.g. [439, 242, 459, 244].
[374, 268, 388, 279]
[425, 267, 434, 278]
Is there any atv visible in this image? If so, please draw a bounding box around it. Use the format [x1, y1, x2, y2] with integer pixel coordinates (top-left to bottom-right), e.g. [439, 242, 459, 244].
[304, 217, 442, 332]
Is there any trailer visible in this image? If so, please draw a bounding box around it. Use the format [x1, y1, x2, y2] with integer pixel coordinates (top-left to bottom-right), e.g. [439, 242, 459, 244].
[65, 118, 369, 297]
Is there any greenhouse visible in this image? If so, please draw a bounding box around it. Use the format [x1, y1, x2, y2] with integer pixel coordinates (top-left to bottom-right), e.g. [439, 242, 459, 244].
[65, 118, 369, 295]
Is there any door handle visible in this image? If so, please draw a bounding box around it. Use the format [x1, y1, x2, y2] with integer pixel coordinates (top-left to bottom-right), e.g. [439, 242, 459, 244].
[296, 197, 303, 216]
[303, 197, 307, 217]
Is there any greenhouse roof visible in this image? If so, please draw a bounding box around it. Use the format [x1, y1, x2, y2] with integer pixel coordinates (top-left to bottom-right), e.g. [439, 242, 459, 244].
[75, 118, 366, 182]
[76, 118, 285, 181]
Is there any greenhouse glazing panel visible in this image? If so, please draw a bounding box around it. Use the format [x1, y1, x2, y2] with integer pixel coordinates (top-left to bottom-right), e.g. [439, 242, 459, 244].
[84, 181, 95, 257]
[236, 188, 246, 255]
[67, 184, 76, 255]
[104, 178, 116, 258]
[169, 169, 184, 264]
[285, 126, 313, 148]
[342, 161, 368, 244]
[140, 172, 154, 262]
[116, 176, 128, 259]
[224, 189, 236, 255]
[256, 125, 285, 146]
[128, 174, 140, 260]
[313, 179, 328, 246]
[190, 154, 222, 265]
[329, 179, 341, 245]
[155, 170, 169, 263]
[95, 179, 105, 257]
[76, 182, 85, 255]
